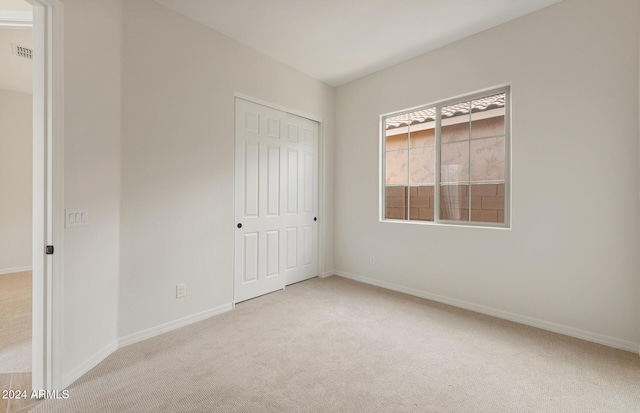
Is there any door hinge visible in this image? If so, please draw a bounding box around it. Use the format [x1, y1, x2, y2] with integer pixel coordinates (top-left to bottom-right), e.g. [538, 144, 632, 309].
[45, 245, 54, 255]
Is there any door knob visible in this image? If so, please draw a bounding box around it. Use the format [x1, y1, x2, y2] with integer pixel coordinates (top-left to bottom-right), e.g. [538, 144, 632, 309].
[237, 223, 242, 228]
[314, 217, 317, 221]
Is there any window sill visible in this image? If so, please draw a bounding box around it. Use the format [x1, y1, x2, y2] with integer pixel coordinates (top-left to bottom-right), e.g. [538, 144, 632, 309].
[380, 218, 511, 230]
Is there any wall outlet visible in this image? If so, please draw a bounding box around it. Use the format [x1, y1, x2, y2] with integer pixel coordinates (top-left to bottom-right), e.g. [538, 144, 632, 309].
[176, 283, 187, 298]
[370, 255, 375, 265]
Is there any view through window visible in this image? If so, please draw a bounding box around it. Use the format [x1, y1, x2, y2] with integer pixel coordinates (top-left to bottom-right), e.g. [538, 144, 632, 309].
[383, 88, 509, 226]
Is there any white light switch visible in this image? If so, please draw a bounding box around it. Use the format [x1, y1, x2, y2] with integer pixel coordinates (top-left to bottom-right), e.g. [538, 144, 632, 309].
[65, 209, 89, 228]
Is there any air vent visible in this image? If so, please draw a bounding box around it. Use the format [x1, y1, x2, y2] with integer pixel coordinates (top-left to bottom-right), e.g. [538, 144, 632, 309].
[11, 44, 33, 59]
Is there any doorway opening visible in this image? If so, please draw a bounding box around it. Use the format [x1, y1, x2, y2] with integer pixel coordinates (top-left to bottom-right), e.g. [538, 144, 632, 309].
[0, 0, 35, 397]
[0, 0, 63, 394]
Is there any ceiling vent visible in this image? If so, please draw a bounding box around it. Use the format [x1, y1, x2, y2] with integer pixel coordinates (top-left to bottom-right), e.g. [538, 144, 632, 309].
[12, 44, 33, 59]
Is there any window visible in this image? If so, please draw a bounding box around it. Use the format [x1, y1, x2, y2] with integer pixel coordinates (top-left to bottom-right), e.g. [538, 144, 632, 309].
[382, 87, 510, 227]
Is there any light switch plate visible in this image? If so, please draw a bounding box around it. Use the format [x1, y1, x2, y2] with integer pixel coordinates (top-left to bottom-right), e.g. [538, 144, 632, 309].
[65, 209, 89, 228]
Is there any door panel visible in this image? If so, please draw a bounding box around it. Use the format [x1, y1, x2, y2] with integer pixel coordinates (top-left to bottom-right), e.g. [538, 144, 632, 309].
[286, 148, 298, 214]
[303, 152, 314, 213]
[287, 125, 299, 142]
[243, 233, 259, 283]
[286, 227, 297, 270]
[243, 142, 259, 217]
[303, 225, 313, 266]
[234, 99, 287, 302]
[267, 118, 280, 138]
[234, 98, 318, 302]
[282, 113, 319, 285]
[266, 230, 279, 277]
[266, 147, 280, 216]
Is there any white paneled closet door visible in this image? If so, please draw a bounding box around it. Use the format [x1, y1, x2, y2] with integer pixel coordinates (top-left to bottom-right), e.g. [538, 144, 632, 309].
[234, 98, 319, 303]
[282, 113, 319, 285]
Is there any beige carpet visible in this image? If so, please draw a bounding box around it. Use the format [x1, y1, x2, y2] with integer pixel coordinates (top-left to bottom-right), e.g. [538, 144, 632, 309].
[32, 276, 640, 412]
[0, 271, 32, 374]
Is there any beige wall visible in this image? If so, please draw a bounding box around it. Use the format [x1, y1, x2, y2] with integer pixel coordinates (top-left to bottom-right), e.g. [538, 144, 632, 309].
[62, 0, 122, 380]
[58, 0, 336, 386]
[0, 88, 31, 272]
[118, 0, 335, 338]
[0, 0, 31, 11]
[335, 0, 640, 349]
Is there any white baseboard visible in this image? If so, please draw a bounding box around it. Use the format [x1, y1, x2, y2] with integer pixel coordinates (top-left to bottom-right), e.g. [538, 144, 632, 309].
[118, 303, 233, 348]
[62, 340, 118, 389]
[335, 270, 639, 354]
[319, 270, 335, 278]
[0, 266, 32, 275]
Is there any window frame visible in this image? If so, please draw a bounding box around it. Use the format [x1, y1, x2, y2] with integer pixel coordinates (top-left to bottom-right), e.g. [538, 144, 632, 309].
[380, 86, 511, 228]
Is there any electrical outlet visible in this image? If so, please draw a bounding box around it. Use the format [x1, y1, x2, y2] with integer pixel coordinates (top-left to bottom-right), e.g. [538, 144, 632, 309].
[370, 255, 375, 265]
[176, 283, 187, 298]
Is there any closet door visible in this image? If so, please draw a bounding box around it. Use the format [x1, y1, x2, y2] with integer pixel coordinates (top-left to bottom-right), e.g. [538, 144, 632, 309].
[234, 99, 318, 303]
[282, 113, 318, 285]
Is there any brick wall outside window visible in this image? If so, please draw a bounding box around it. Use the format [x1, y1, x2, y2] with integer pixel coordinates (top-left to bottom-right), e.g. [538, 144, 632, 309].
[385, 183, 504, 223]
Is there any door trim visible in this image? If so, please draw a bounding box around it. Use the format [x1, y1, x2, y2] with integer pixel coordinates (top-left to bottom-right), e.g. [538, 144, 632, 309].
[29, 0, 64, 391]
[232, 93, 324, 304]
[234, 92, 323, 124]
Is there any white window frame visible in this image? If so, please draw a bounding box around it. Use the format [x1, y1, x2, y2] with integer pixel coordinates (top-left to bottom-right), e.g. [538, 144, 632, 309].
[380, 86, 511, 228]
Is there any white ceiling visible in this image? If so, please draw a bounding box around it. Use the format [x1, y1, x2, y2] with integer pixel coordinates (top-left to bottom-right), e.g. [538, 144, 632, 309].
[0, 0, 32, 95]
[154, 0, 562, 86]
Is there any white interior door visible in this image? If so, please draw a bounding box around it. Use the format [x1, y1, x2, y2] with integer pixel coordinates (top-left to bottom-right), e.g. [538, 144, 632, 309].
[234, 98, 319, 303]
[282, 113, 318, 285]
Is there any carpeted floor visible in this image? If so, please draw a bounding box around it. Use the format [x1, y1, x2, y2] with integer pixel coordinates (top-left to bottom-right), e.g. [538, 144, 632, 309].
[31, 276, 640, 412]
[0, 271, 31, 374]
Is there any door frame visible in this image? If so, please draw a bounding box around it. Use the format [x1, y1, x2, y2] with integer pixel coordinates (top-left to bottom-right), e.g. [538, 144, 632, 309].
[232, 92, 325, 304]
[29, 0, 64, 391]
